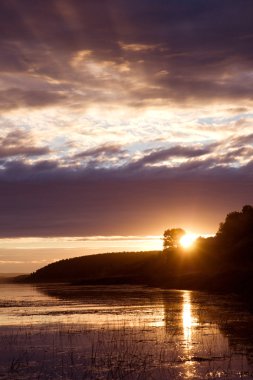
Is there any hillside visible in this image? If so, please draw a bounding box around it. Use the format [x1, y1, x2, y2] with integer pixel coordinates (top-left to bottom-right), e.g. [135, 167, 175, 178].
[25, 205, 253, 304]
[29, 251, 163, 284]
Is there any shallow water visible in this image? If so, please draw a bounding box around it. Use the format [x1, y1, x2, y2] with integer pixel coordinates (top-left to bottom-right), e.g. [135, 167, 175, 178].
[0, 283, 253, 379]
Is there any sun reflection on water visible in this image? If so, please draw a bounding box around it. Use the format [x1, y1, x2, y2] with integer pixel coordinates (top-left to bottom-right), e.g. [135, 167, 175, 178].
[183, 291, 195, 343]
[182, 291, 198, 378]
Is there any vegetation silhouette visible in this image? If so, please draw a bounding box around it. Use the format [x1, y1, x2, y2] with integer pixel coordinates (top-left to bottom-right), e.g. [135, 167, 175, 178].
[163, 228, 185, 250]
[25, 205, 253, 306]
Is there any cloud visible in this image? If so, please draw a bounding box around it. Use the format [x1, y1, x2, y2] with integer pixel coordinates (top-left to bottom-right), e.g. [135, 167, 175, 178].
[0, 88, 68, 111]
[0, 0, 253, 110]
[0, 146, 50, 159]
[0, 130, 50, 159]
[231, 133, 253, 147]
[127, 145, 213, 170]
[119, 42, 161, 52]
[0, 0, 253, 240]
[74, 144, 126, 159]
[0, 159, 252, 238]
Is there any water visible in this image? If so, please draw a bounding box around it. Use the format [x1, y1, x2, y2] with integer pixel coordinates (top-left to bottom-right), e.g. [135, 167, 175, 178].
[0, 283, 253, 379]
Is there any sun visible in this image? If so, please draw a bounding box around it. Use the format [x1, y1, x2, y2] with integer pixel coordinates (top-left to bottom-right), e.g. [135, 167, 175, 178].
[180, 233, 198, 249]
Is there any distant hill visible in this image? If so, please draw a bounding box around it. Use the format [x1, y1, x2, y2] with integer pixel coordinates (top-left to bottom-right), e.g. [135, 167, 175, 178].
[0, 273, 27, 277]
[0, 273, 28, 283]
[29, 251, 163, 284]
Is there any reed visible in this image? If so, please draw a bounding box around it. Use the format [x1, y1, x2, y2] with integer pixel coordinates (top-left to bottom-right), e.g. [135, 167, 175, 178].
[0, 322, 251, 379]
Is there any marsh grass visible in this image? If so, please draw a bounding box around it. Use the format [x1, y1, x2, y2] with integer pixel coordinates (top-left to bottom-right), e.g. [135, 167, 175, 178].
[0, 323, 252, 380]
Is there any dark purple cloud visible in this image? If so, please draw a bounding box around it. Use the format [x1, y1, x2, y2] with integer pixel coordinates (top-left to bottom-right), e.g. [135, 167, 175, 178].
[217, 147, 253, 164]
[127, 145, 213, 170]
[0, 131, 50, 158]
[0, 146, 50, 158]
[74, 144, 126, 159]
[0, 0, 253, 106]
[0, 160, 252, 237]
[0, 88, 68, 111]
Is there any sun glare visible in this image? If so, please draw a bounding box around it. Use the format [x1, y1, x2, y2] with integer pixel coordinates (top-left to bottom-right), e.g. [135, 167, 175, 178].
[180, 233, 197, 249]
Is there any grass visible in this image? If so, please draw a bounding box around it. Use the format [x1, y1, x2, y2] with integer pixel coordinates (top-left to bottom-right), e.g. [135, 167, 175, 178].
[0, 323, 252, 380]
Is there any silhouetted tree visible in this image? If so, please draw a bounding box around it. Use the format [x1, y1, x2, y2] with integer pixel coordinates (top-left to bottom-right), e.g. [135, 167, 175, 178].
[163, 228, 185, 251]
[216, 205, 253, 246]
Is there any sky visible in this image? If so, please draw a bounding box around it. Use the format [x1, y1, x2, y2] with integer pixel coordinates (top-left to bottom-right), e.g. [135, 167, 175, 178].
[1, 0, 253, 272]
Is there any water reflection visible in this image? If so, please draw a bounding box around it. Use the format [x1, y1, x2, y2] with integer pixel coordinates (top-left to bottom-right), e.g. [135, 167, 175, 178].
[0, 283, 167, 328]
[182, 291, 192, 342]
[182, 291, 198, 344]
[182, 291, 198, 378]
[1, 284, 253, 378]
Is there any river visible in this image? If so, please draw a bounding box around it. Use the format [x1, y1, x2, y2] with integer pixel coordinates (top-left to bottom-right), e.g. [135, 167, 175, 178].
[0, 283, 252, 379]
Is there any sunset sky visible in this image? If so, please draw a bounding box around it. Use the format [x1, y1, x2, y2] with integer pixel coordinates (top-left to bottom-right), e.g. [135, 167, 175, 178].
[1, 0, 253, 272]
